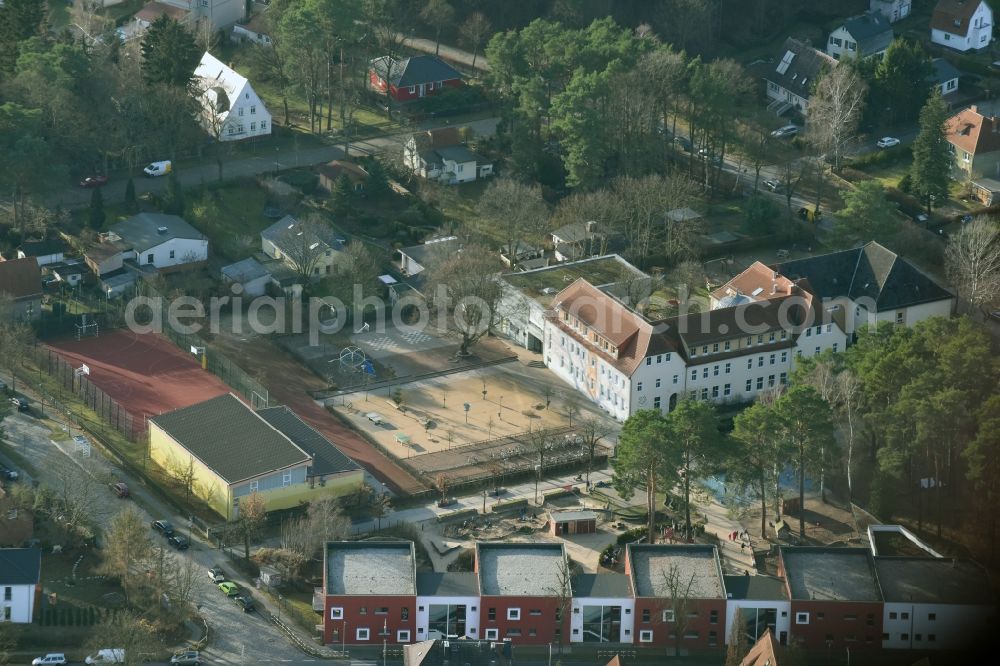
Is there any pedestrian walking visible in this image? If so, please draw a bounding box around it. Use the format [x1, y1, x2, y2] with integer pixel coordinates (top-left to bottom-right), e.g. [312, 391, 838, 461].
[740, 542, 745, 553]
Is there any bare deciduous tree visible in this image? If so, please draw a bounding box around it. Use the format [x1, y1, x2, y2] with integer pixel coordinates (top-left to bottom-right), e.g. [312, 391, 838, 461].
[0, 320, 35, 393]
[278, 214, 336, 281]
[806, 64, 867, 172]
[657, 564, 698, 657]
[945, 217, 1000, 316]
[236, 491, 267, 560]
[425, 245, 504, 357]
[101, 506, 154, 601]
[478, 178, 548, 270]
[434, 473, 450, 503]
[577, 417, 610, 485]
[86, 610, 161, 666]
[460, 12, 491, 70]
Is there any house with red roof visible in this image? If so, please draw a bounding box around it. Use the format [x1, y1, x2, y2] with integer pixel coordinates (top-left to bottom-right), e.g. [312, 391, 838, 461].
[946, 104, 1000, 192]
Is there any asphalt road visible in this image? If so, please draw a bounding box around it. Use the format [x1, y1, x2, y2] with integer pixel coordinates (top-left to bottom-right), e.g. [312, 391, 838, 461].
[0, 387, 307, 664]
[54, 117, 499, 210]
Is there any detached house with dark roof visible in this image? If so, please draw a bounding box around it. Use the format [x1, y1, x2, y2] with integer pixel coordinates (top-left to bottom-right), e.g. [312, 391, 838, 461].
[931, 0, 993, 52]
[148, 393, 362, 519]
[403, 128, 493, 184]
[107, 213, 208, 272]
[763, 38, 837, 114]
[827, 12, 894, 60]
[369, 55, 463, 102]
[0, 547, 41, 623]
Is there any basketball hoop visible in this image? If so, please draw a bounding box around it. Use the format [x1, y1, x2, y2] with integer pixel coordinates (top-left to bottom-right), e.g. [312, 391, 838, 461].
[74, 364, 90, 378]
[355, 322, 370, 334]
[75, 314, 99, 341]
[190, 346, 206, 356]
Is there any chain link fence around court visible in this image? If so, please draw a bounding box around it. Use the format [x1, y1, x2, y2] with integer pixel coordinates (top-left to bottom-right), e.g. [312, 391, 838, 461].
[136, 281, 272, 409]
[35, 347, 147, 442]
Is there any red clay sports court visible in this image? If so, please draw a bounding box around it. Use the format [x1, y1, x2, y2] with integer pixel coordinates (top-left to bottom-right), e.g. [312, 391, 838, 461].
[46, 329, 230, 421]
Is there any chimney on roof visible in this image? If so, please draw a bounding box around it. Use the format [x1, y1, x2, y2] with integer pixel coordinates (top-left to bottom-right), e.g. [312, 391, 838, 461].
[971, 105, 978, 115]
[156, 226, 168, 235]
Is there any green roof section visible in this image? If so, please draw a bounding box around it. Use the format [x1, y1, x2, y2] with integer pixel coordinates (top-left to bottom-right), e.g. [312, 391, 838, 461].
[503, 255, 646, 306]
[150, 393, 311, 484]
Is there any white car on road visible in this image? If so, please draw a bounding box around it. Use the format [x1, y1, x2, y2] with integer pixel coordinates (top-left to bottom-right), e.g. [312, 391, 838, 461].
[877, 137, 900, 148]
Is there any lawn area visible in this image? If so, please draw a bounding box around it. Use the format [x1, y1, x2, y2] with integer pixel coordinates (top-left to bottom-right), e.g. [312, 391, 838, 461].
[420, 179, 493, 239]
[185, 181, 274, 261]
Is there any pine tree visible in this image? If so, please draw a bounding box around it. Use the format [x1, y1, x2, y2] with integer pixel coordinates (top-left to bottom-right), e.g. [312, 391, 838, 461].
[332, 172, 355, 214]
[140, 16, 200, 88]
[910, 91, 952, 214]
[162, 171, 184, 216]
[124, 177, 137, 212]
[365, 159, 390, 198]
[88, 187, 106, 230]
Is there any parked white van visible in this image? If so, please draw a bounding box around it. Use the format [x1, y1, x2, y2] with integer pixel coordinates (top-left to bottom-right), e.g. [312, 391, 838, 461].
[143, 160, 172, 177]
[85, 648, 126, 664]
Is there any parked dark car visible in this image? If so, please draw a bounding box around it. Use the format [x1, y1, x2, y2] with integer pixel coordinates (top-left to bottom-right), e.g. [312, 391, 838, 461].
[151, 520, 174, 536]
[0, 463, 19, 481]
[79, 175, 108, 188]
[111, 482, 129, 498]
[9, 396, 29, 412]
[233, 594, 256, 613]
[167, 535, 189, 551]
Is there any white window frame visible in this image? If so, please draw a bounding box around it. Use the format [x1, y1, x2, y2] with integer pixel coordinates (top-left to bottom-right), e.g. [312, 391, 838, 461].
[663, 609, 675, 622]
[796, 612, 810, 625]
[397, 629, 410, 642]
[507, 607, 521, 620]
[330, 607, 343, 619]
[639, 630, 654, 643]
[282, 470, 292, 487]
[485, 628, 499, 640]
[249, 479, 259, 492]
[357, 628, 370, 640]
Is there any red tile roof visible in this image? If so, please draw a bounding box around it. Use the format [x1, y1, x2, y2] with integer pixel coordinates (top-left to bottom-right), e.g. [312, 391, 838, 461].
[946, 105, 1000, 156]
[711, 261, 796, 303]
[0, 257, 42, 301]
[136, 1, 189, 23]
[931, 0, 986, 34]
[740, 629, 782, 666]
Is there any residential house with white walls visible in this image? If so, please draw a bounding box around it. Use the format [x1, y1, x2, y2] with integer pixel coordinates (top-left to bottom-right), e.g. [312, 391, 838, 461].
[827, 12, 894, 60]
[194, 52, 271, 141]
[871, 0, 912, 23]
[108, 213, 208, 272]
[0, 548, 40, 623]
[931, 0, 993, 51]
[762, 38, 837, 114]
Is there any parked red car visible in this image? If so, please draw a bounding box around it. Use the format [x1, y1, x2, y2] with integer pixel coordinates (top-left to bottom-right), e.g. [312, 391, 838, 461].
[79, 175, 108, 188]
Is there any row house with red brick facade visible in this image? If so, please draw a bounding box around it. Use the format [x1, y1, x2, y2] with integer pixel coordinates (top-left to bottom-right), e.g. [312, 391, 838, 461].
[778, 547, 884, 651]
[323, 541, 417, 646]
[627, 544, 728, 653]
[475, 543, 569, 645]
[322, 541, 992, 653]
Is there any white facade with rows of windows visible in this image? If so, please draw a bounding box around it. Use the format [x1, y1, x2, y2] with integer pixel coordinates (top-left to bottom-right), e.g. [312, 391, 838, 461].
[543, 280, 848, 420]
